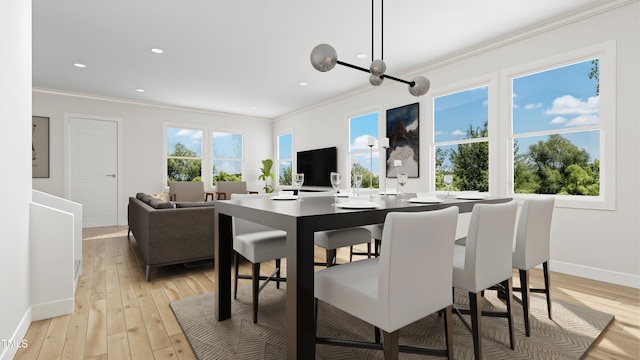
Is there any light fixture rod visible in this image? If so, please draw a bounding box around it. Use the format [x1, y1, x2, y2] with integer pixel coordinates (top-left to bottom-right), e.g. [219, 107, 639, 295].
[371, 0, 384, 60]
[337, 60, 414, 86]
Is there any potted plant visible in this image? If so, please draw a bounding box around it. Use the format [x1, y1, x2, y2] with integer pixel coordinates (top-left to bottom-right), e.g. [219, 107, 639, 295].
[258, 159, 275, 193]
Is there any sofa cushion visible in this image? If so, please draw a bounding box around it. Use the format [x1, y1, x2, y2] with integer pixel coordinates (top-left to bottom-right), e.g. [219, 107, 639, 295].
[175, 201, 216, 208]
[150, 199, 174, 209]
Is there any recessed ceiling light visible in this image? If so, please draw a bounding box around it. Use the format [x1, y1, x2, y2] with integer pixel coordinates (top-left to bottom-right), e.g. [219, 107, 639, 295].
[136, 89, 145, 93]
[150, 48, 164, 54]
[250, 106, 257, 110]
[356, 53, 367, 59]
[73, 63, 86, 68]
[299, 82, 308, 86]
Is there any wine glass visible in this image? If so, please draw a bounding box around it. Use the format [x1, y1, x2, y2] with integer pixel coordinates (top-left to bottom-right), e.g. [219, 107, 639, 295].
[397, 173, 408, 200]
[293, 173, 304, 200]
[443, 174, 453, 197]
[330, 172, 342, 205]
[354, 174, 363, 196]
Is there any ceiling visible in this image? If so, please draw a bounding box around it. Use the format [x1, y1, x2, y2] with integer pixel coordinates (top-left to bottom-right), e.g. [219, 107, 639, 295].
[32, 0, 604, 119]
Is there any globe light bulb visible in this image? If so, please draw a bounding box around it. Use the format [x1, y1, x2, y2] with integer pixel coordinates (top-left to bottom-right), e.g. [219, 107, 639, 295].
[310, 44, 338, 72]
[369, 74, 384, 86]
[408, 76, 430, 96]
[369, 59, 386, 76]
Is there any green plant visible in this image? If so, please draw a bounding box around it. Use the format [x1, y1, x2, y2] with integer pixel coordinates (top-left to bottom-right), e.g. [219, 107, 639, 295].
[258, 159, 275, 193]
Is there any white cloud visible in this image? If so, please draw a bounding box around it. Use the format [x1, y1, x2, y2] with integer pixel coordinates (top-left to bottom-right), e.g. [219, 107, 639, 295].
[544, 95, 599, 115]
[525, 102, 542, 110]
[566, 114, 599, 127]
[452, 130, 465, 136]
[550, 116, 566, 124]
[351, 135, 373, 150]
[176, 129, 194, 137]
[434, 130, 444, 135]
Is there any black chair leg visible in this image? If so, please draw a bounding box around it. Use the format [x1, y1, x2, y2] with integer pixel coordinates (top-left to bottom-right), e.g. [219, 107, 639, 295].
[443, 305, 454, 360]
[275, 259, 281, 289]
[366, 242, 371, 259]
[469, 291, 483, 360]
[252, 262, 260, 323]
[349, 245, 353, 262]
[374, 326, 381, 344]
[326, 249, 337, 267]
[314, 298, 319, 339]
[382, 330, 400, 360]
[519, 269, 531, 336]
[234, 252, 240, 299]
[504, 278, 515, 349]
[543, 261, 552, 319]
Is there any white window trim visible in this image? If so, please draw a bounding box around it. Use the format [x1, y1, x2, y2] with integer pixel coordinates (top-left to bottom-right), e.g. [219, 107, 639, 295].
[163, 122, 246, 191]
[428, 75, 498, 195]
[346, 106, 384, 188]
[502, 40, 616, 210]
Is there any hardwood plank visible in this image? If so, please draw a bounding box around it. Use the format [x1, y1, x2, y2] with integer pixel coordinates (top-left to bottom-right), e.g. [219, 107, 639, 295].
[150, 288, 183, 337]
[14, 319, 49, 360]
[153, 346, 178, 360]
[123, 307, 154, 360]
[106, 332, 130, 360]
[170, 333, 198, 360]
[139, 302, 172, 350]
[84, 299, 107, 358]
[106, 287, 126, 335]
[105, 263, 119, 290]
[36, 315, 70, 360]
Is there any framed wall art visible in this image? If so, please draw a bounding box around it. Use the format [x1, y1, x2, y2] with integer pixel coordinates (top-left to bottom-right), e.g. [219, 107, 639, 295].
[386, 102, 419, 178]
[32, 116, 50, 178]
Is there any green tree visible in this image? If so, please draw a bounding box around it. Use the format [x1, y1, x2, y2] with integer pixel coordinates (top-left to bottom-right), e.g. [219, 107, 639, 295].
[280, 166, 292, 186]
[352, 163, 379, 189]
[513, 140, 539, 194]
[589, 59, 600, 95]
[449, 122, 489, 192]
[213, 171, 242, 185]
[435, 147, 451, 190]
[167, 143, 201, 184]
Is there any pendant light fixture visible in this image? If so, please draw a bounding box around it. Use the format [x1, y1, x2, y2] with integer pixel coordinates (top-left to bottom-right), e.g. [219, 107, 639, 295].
[310, 0, 430, 97]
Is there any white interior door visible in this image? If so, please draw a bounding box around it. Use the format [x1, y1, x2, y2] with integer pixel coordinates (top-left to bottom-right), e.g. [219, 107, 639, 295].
[69, 117, 118, 228]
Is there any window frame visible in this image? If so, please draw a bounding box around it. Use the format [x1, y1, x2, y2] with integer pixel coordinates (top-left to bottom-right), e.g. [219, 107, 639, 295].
[503, 40, 616, 210]
[164, 124, 205, 185]
[276, 130, 293, 186]
[428, 74, 498, 195]
[347, 108, 383, 189]
[211, 130, 245, 184]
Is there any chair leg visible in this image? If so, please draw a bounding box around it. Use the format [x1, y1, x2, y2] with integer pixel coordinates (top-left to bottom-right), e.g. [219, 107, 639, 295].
[382, 330, 400, 360]
[275, 259, 281, 289]
[326, 249, 337, 267]
[503, 278, 515, 350]
[469, 291, 482, 360]
[374, 326, 381, 344]
[367, 242, 371, 259]
[145, 265, 151, 282]
[375, 239, 381, 257]
[519, 269, 532, 337]
[252, 262, 260, 323]
[234, 252, 240, 300]
[349, 245, 353, 263]
[443, 305, 454, 360]
[314, 298, 319, 339]
[543, 261, 552, 320]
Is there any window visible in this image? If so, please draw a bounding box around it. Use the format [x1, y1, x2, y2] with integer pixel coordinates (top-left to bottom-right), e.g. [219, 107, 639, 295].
[212, 131, 243, 184]
[277, 132, 292, 186]
[511, 59, 600, 197]
[433, 85, 489, 192]
[349, 112, 380, 189]
[166, 127, 203, 184]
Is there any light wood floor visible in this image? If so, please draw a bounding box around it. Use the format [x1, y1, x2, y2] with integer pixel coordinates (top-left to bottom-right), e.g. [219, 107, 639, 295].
[14, 226, 640, 359]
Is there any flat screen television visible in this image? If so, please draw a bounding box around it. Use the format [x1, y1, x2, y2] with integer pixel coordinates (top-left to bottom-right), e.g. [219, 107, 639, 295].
[296, 146, 337, 187]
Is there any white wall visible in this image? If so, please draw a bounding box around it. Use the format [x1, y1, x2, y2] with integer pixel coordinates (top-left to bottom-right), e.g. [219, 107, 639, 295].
[32, 92, 274, 225]
[274, 3, 640, 288]
[0, 1, 32, 359]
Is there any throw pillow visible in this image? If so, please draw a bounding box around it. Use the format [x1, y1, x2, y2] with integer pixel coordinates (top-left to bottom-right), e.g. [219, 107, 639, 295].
[148, 192, 167, 202]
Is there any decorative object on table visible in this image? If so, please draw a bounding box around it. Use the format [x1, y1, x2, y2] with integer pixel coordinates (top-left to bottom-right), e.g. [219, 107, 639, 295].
[386, 102, 419, 178]
[444, 174, 453, 197]
[258, 159, 275, 193]
[309, 1, 430, 97]
[293, 173, 304, 200]
[397, 173, 408, 200]
[393, 159, 402, 195]
[379, 137, 389, 193]
[351, 157, 358, 196]
[330, 172, 342, 206]
[32, 116, 50, 178]
[354, 174, 363, 196]
[367, 136, 376, 198]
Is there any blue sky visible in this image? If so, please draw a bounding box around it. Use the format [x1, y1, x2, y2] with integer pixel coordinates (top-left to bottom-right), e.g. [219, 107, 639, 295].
[349, 112, 381, 176]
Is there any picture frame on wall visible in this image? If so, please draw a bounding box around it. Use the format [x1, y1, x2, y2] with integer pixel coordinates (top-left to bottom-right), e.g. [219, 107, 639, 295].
[32, 116, 50, 178]
[386, 102, 419, 178]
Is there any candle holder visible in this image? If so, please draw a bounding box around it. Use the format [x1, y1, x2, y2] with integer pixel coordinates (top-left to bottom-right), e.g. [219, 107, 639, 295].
[368, 142, 374, 199]
[394, 160, 402, 196]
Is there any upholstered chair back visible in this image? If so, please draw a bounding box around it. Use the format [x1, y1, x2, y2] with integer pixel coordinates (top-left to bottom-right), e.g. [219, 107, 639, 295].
[513, 197, 555, 270]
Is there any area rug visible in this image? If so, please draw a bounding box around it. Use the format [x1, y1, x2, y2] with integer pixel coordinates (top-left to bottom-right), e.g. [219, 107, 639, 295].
[170, 285, 613, 359]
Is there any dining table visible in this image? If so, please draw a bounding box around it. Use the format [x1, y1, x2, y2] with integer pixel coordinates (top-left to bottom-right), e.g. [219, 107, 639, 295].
[214, 192, 511, 359]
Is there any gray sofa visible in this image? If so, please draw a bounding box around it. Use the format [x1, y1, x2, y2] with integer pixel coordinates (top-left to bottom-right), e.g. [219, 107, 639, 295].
[128, 193, 216, 281]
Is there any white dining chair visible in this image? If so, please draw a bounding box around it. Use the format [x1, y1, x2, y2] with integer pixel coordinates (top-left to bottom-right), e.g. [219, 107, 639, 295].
[231, 193, 287, 323]
[512, 197, 555, 336]
[452, 200, 518, 360]
[314, 207, 459, 359]
[314, 227, 372, 267]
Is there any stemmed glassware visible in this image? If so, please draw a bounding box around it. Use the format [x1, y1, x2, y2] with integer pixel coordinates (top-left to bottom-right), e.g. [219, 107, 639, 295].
[354, 174, 363, 196]
[397, 173, 408, 200]
[293, 173, 304, 200]
[330, 172, 342, 206]
[443, 174, 453, 197]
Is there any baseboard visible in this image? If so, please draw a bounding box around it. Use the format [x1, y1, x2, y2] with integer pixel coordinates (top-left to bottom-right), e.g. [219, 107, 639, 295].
[550, 260, 640, 289]
[31, 298, 74, 322]
[0, 307, 31, 360]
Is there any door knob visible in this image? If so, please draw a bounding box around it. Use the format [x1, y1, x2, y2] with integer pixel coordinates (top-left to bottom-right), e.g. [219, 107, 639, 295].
[106, 174, 116, 178]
